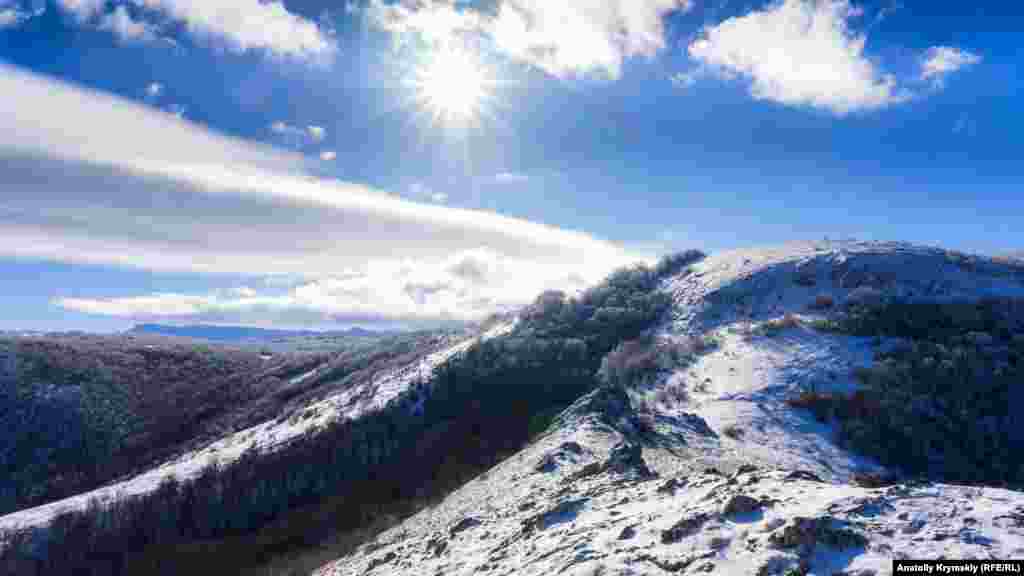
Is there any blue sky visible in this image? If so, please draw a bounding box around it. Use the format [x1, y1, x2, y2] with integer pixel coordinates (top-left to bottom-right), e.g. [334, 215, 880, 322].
[0, 0, 1020, 332]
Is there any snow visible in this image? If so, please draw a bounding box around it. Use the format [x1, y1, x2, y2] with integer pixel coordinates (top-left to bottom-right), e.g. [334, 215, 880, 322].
[0, 321, 515, 535]
[315, 241, 1024, 576]
[647, 240, 1024, 482]
[8, 240, 1024, 574]
[315, 414, 1024, 576]
[664, 240, 1024, 337]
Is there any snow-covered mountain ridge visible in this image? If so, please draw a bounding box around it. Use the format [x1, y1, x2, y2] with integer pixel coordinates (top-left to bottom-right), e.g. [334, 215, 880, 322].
[315, 240, 1024, 576]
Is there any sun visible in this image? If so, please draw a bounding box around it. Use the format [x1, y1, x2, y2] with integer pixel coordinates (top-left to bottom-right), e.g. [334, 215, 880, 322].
[411, 44, 493, 127]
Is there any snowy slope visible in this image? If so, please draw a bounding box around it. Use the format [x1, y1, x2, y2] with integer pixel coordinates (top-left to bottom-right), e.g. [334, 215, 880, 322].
[315, 240, 1024, 576]
[0, 322, 514, 534]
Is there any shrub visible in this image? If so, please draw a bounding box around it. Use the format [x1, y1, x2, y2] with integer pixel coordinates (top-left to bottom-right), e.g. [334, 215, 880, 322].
[808, 294, 835, 311]
[0, 252, 715, 574]
[753, 314, 802, 338]
[653, 249, 707, 280]
[722, 425, 744, 439]
[598, 335, 714, 390]
[789, 298, 1024, 487]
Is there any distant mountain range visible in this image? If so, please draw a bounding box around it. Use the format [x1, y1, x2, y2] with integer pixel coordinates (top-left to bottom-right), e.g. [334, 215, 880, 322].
[129, 323, 388, 342]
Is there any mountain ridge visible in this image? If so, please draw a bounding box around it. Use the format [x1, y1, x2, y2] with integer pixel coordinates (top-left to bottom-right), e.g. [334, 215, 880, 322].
[129, 323, 391, 342]
[3, 240, 1024, 575]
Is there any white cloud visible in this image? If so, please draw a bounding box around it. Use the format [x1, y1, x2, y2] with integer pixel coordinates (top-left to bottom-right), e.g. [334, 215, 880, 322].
[319, 150, 337, 161]
[920, 46, 981, 86]
[688, 0, 909, 115]
[54, 0, 334, 60]
[306, 125, 326, 142]
[98, 5, 156, 42]
[1, 63, 643, 325]
[55, 247, 606, 325]
[370, 0, 692, 80]
[145, 81, 164, 98]
[494, 172, 528, 184]
[429, 192, 449, 203]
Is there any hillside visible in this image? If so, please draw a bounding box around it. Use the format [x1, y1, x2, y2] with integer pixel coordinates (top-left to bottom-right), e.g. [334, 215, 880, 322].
[315, 240, 1024, 576]
[0, 329, 459, 518]
[3, 241, 1024, 575]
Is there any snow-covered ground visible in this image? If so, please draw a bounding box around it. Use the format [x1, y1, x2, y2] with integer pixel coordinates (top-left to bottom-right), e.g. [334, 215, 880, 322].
[0, 321, 514, 534]
[316, 240, 1024, 576]
[315, 395, 1024, 576]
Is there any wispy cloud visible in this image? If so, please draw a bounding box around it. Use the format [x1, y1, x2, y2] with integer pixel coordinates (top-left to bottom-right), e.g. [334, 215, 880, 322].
[369, 0, 693, 80]
[494, 172, 528, 184]
[1, 63, 643, 325]
[920, 46, 981, 87]
[269, 121, 329, 149]
[53, 0, 334, 60]
[98, 5, 157, 43]
[0, 0, 43, 28]
[688, 0, 909, 115]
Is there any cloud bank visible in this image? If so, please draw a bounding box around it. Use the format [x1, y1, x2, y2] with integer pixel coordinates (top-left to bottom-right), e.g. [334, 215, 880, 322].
[0, 63, 643, 326]
[369, 0, 692, 80]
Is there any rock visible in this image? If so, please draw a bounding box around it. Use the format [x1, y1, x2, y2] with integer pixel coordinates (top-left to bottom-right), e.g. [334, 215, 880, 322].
[567, 461, 605, 482]
[521, 498, 588, 534]
[901, 518, 926, 534]
[534, 454, 558, 473]
[656, 477, 688, 495]
[425, 536, 447, 557]
[559, 441, 584, 454]
[735, 463, 759, 475]
[636, 552, 708, 573]
[784, 470, 824, 483]
[768, 516, 868, 551]
[709, 536, 731, 550]
[366, 551, 397, 571]
[661, 512, 712, 544]
[618, 525, 637, 540]
[449, 516, 482, 536]
[722, 494, 763, 516]
[853, 472, 900, 488]
[606, 441, 657, 479]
